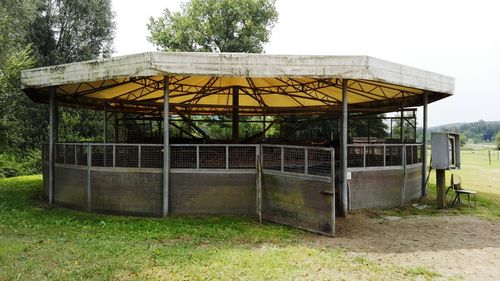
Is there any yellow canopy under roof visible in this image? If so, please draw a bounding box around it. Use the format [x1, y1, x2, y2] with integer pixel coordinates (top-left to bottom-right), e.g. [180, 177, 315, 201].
[20, 52, 454, 115]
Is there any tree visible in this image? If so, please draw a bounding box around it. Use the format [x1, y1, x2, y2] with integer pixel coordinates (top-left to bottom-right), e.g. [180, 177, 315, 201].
[147, 0, 278, 53]
[30, 0, 115, 66]
[1, 0, 115, 153]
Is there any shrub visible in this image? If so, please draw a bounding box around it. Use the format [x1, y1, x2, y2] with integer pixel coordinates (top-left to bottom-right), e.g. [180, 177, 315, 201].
[0, 149, 41, 177]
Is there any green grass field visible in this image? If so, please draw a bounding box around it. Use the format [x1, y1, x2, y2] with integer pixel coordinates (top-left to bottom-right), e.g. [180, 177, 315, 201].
[0, 149, 498, 280]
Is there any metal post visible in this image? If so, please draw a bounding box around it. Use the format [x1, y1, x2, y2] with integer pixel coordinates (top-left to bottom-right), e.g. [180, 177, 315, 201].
[48, 87, 57, 206]
[225, 145, 229, 170]
[436, 169, 446, 209]
[103, 102, 107, 166]
[400, 145, 407, 206]
[304, 148, 309, 175]
[114, 111, 119, 143]
[232, 86, 239, 144]
[280, 146, 284, 172]
[363, 145, 366, 167]
[103, 102, 107, 143]
[341, 79, 348, 217]
[87, 144, 92, 211]
[330, 148, 336, 236]
[400, 109, 404, 143]
[421, 91, 428, 197]
[163, 76, 170, 216]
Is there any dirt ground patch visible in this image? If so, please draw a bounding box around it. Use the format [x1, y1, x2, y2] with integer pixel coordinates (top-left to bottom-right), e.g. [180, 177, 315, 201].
[314, 213, 500, 280]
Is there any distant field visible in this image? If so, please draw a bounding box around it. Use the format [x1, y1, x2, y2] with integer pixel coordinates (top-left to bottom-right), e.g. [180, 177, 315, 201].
[426, 148, 500, 219]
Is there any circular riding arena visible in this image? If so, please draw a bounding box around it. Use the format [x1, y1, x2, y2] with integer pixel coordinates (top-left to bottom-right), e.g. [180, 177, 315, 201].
[20, 52, 454, 236]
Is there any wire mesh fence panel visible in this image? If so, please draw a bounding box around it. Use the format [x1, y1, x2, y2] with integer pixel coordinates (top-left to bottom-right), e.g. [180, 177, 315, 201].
[170, 146, 196, 169]
[91, 145, 105, 167]
[308, 149, 332, 177]
[229, 146, 257, 169]
[115, 145, 139, 168]
[284, 147, 305, 174]
[141, 145, 163, 168]
[405, 146, 416, 165]
[75, 145, 88, 166]
[262, 146, 281, 171]
[63, 144, 75, 165]
[55, 144, 65, 164]
[104, 145, 114, 167]
[199, 146, 226, 169]
[347, 146, 364, 168]
[366, 146, 384, 167]
[386, 146, 402, 166]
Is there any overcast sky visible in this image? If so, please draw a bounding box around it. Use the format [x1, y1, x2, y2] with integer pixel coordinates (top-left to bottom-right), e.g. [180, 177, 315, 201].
[112, 0, 500, 127]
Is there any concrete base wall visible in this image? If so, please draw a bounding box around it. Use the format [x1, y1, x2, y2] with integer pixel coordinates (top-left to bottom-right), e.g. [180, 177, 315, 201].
[54, 166, 87, 210]
[349, 164, 422, 210]
[170, 172, 256, 214]
[262, 172, 334, 235]
[90, 170, 163, 216]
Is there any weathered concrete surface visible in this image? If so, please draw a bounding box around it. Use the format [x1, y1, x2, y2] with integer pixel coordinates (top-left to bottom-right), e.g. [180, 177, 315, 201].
[20, 52, 454, 95]
[53, 166, 87, 209]
[90, 170, 163, 216]
[170, 172, 256, 214]
[349, 164, 422, 209]
[262, 173, 334, 235]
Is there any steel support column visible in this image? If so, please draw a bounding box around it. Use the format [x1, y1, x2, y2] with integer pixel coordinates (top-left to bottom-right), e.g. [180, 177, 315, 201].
[232, 86, 239, 144]
[421, 91, 428, 197]
[163, 76, 170, 216]
[103, 102, 107, 143]
[341, 79, 348, 216]
[48, 87, 57, 206]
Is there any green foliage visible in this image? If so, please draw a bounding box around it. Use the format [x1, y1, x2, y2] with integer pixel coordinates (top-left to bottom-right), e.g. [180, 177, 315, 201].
[429, 120, 500, 144]
[148, 0, 278, 53]
[0, 0, 115, 174]
[0, 149, 41, 178]
[495, 132, 500, 150]
[30, 0, 115, 66]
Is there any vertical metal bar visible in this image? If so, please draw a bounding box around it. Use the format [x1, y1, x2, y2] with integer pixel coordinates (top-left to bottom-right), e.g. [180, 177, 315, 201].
[196, 145, 200, 169]
[400, 145, 407, 206]
[304, 148, 309, 175]
[341, 79, 348, 217]
[400, 109, 404, 143]
[138, 145, 142, 168]
[163, 76, 170, 217]
[114, 111, 119, 143]
[363, 145, 366, 167]
[74, 144, 77, 165]
[421, 91, 428, 197]
[113, 144, 116, 167]
[232, 86, 239, 144]
[48, 87, 56, 206]
[225, 145, 229, 170]
[63, 143, 66, 164]
[103, 102, 107, 143]
[256, 145, 262, 223]
[331, 148, 336, 236]
[383, 145, 386, 167]
[87, 144, 91, 211]
[103, 102, 107, 166]
[280, 146, 284, 172]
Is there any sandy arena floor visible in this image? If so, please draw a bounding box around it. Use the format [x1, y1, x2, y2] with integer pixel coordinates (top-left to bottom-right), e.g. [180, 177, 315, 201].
[314, 213, 500, 280]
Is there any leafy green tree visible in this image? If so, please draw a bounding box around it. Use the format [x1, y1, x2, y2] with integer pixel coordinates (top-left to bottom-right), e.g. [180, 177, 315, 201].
[30, 0, 115, 66]
[1, 0, 115, 176]
[148, 0, 278, 53]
